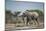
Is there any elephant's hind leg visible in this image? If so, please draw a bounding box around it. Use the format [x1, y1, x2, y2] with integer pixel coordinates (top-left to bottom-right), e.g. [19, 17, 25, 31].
[35, 18, 39, 26]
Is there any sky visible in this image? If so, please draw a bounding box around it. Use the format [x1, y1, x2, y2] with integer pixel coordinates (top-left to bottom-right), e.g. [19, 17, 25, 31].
[5, 0, 44, 16]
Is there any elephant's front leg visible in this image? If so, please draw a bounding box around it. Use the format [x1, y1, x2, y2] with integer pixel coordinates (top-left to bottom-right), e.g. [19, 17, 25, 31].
[23, 18, 25, 23]
[26, 20, 29, 26]
[26, 16, 29, 26]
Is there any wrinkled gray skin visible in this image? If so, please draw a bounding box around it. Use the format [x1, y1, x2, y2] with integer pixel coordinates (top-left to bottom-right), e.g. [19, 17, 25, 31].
[22, 12, 39, 26]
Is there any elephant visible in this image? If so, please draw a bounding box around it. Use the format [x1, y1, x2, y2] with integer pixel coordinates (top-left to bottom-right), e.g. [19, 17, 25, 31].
[22, 11, 39, 26]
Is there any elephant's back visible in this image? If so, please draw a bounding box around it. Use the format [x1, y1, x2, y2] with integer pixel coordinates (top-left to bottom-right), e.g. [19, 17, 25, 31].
[26, 12, 39, 17]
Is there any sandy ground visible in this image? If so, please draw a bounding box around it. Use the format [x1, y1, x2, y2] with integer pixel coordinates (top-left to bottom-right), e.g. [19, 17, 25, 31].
[5, 16, 44, 31]
[5, 21, 44, 31]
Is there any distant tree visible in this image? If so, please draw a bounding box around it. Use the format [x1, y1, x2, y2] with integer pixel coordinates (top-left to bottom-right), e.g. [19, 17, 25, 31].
[14, 11, 21, 16]
[13, 11, 21, 21]
[5, 9, 13, 23]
